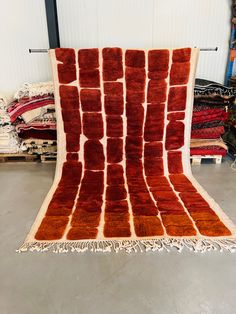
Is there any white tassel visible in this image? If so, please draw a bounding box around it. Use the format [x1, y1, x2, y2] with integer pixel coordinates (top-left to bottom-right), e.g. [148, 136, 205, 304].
[16, 238, 236, 254]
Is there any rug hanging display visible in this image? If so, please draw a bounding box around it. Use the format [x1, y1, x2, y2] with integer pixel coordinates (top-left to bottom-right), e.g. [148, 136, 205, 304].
[18, 47, 236, 253]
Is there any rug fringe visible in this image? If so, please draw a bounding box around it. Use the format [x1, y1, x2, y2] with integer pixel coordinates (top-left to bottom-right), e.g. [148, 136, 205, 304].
[16, 238, 236, 254]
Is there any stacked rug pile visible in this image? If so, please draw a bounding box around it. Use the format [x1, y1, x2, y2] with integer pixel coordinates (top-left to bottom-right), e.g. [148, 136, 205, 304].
[0, 96, 21, 153]
[7, 82, 57, 156]
[191, 79, 235, 157]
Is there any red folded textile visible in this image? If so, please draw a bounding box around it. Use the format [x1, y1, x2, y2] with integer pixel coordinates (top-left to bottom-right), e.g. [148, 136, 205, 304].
[190, 146, 227, 156]
[192, 111, 228, 124]
[15, 122, 56, 132]
[18, 129, 57, 140]
[191, 126, 225, 139]
[7, 95, 54, 122]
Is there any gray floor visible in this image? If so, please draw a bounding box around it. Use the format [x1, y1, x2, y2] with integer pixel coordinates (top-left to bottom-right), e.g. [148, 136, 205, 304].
[1, 159, 236, 314]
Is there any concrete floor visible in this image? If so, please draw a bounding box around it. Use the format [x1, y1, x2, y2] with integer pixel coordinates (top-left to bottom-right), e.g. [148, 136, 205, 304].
[0, 160, 236, 314]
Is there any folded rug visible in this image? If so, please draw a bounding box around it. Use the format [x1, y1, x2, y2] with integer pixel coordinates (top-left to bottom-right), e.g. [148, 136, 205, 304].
[190, 138, 227, 150]
[191, 126, 225, 139]
[18, 47, 236, 253]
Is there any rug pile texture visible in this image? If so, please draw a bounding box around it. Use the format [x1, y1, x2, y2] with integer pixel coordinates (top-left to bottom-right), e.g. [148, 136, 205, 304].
[18, 47, 236, 253]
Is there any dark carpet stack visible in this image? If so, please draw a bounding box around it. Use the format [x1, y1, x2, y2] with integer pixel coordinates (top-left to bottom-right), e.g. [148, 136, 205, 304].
[7, 82, 57, 155]
[191, 79, 236, 157]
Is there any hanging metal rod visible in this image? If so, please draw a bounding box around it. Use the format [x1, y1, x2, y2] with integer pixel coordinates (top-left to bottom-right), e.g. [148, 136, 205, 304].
[29, 47, 218, 53]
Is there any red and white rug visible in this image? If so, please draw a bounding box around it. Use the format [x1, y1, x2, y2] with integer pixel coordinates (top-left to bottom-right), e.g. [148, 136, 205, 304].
[18, 47, 236, 253]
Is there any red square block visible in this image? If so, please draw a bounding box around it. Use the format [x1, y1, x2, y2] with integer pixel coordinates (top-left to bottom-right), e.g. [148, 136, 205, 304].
[165, 121, 185, 150]
[104, 82, 123, 95]
[125, 50, 145, 68]
[147, 175, 172, 190]
[105, 200, 128, 213]
[128, 180, 147, 193]
[66, 133, 80, 152]
[103, 60, 123, 81]
[152, 190, 178, 202]
[55, 48, 75, 64]
[107, 138, 123, 163]
[126, 90, 145, 103]
[83, 113, 103, 139]
[66, 152, 78, 161]
[148, 50, 169, 72]
[61, 161, 82, 183]
[144, 105, 165, 141]
[79, 182, 103, 196]
[58, 64, 76, 84]
[173, 48, 191, 63]
[157, 200, 184, 212]
[126, 159, 143, 178]
[170, 62, 190, 86]
[107, 164, 124, 185]
[79, 69, 100, 88]
[71, 211, 101, 228]
[59, 85, 79, 99]
[84, 139, 105, 170]
[64, 120, 81, 134]
[125, 136, 142, 159]
[75, 199, 103, 212]
[125, 67, 145, 90]
[105, 212, 129, 223]
[80, 89, 101, 112]
[106, 185, 127, 201]
[126, 104, 144, 136]
[147, 79, 167, 103]
[104, 224, 131, 238]
[106, 115, 123, 137]
[144, 142, 163, 158]
[148, 70, 168, 80]
[195, 220, 231, 237]
[105, 95, 124, 115]
[168, 86, 187, 111]
[168, 151, 183, 174]
[35, 216, 69, 240]
[127, 115, 144, 137]
[134, 216, 164, 237]
[126, 102, 144, 119]
[67, 227, 98, 240]
[169, 174, 196, 192]
[132, 205, 158, 217]
[103, 47, 122, 60]
[144, 157, 164, 176]
[78, 48, 99, 69]
[167, 112, 185, 121]
[61, 108, 80, 122]
[82, 170, 104, 185]
[61, 98, 80, 111]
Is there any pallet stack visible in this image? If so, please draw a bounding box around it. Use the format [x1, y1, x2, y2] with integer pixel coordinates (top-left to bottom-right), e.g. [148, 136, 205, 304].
[0, 82, 58, 163]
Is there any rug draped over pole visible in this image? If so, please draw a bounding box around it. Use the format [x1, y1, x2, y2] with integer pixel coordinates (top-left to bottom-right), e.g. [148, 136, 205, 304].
[18, 47, 236, 253]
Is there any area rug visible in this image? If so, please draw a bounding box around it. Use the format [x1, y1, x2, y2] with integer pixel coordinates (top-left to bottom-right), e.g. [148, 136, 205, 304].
[18, 47, 236, 253]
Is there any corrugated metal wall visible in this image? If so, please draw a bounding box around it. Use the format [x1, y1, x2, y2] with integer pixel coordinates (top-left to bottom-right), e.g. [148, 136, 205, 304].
[0, 0, 232, 94]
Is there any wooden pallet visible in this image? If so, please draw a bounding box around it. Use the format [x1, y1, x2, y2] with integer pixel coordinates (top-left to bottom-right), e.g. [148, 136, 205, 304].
[40, 154, 57, 163]
[190, 155, 223, 165]
[0, 153, 39, 163]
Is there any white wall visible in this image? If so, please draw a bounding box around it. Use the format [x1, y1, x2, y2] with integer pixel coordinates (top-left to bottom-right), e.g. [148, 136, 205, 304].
[57, 0, 232, 84]
[0, 0, 50, 95]
[0, 0, 232, 95]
